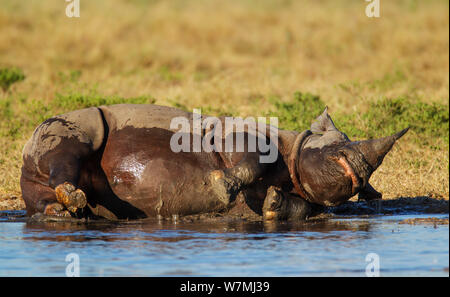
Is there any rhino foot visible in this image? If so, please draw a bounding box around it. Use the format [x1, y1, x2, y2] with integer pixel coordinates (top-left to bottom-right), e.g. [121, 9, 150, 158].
[262, 186, 284, 221]
[263, 186, 312, 221]
[55, 182, 87, 213]
[43, 202, 72, 217]
[209, 170, 241, 206]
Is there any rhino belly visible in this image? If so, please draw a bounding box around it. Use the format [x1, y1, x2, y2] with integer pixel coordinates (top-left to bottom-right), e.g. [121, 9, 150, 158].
[99, 126, 225, 217]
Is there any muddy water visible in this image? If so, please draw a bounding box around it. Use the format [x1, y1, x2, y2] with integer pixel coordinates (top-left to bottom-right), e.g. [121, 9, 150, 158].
[0, 211, 448, 276]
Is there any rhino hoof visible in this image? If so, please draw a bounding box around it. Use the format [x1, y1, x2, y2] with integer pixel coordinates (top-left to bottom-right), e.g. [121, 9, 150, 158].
[55, 182, 87, 213]
[43, 202, 72, 217]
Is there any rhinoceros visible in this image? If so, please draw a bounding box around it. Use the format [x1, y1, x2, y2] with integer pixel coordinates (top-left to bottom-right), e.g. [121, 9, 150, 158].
[20, 104, 408, 221]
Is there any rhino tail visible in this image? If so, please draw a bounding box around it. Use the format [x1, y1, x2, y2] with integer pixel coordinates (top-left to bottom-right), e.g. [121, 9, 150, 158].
[310, 107, 339, 134]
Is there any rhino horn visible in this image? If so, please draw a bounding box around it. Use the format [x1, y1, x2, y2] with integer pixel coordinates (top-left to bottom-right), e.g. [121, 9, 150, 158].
[355, 127, 409, 171]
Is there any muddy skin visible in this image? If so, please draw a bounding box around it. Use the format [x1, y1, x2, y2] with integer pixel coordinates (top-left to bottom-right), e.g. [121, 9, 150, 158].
[209, 169, 242, 206]
[294, 117, 409, 207]
[20, 104, 408, 221]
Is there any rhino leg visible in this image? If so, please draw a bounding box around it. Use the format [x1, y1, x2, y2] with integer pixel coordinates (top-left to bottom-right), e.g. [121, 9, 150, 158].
[20, 173, 70, 217]
[22, 149, 90, 217]
[209, 170, 242, 206]
[38, 138, 92, 216]
[21, 108, 105, 217]
[262, 186, 312, 221]
[210, 149, 269, 206]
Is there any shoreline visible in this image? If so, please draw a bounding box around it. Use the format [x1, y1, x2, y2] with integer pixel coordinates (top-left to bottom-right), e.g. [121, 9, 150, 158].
[2, 194, 448, 215]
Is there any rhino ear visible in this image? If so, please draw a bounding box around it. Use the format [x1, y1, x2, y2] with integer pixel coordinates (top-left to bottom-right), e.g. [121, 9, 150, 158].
[310, 106, 338, 134]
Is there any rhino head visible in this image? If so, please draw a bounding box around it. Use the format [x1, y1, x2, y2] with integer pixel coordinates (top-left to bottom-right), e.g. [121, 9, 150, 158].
[289, 108, 408, 206]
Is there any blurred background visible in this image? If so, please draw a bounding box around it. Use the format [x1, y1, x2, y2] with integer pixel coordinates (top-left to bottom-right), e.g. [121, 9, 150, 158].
[0, 0, 448, 208]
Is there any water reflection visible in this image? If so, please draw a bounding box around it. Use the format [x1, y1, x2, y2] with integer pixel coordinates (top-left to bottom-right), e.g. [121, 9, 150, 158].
[0, 211, 448, 276]
[21, 216, 374, 243]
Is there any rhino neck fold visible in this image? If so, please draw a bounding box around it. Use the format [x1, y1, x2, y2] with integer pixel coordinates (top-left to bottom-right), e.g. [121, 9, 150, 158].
[277, 130, 300, 157]
[287, 130, 313, 201]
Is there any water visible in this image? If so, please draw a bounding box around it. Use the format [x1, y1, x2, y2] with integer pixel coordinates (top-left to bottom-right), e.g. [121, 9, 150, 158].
[0, 211, 448, 276]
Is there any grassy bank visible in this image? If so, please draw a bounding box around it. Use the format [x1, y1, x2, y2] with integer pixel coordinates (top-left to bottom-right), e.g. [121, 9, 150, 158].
[0, 0, 448, 209]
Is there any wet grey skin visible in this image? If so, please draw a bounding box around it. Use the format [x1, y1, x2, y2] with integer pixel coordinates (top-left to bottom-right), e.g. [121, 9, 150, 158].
[20, 104, 408, 221]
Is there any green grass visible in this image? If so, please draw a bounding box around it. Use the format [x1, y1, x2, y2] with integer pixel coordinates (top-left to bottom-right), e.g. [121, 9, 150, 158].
[158, 66, 184, 83]
[170, 100, 238, 118]
[266, 92, 325, 132]
[56, 70, 82, 84]
[0, 67, 25, 92]
[266, 92, 449, 150]
[0, 91, 156, 141]
[170, 90, 449, 151]
[356, 97, 449, 148]
[3, 88, 446, 152]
